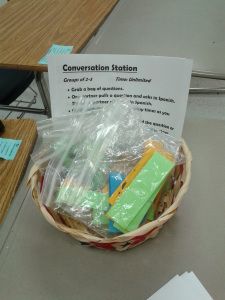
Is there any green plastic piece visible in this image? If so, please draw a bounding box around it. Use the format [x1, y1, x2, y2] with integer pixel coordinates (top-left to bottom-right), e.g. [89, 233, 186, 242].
[113, 182, 162, 232]
[56, 186, 109, 211]
[113, 223, 125, 233]
[63, 157, 73, 169]
[146, 205, 155, 221]
[107, 152, 175, 233]
[125, 183, 162, 231]
[92, 209, 109, 227]
[91, 169, 107, 191]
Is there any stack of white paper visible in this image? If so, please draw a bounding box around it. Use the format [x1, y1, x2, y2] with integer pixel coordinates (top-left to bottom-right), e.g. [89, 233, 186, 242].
[147, 272, 213, 300]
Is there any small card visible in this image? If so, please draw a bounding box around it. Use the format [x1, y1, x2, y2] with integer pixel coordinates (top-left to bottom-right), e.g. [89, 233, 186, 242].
[0, 138, 22, 160]
[39, 44, 73, 65]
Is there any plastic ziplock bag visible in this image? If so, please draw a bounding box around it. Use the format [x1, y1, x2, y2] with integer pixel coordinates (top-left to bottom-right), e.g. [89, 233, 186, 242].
[39, 99, 185, 237]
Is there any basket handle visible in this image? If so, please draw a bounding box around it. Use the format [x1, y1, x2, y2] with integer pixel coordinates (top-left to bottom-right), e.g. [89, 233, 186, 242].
[27, 163, 41, 187]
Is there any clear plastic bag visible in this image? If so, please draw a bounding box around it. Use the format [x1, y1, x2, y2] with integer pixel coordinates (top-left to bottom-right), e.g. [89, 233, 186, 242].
[39, 99, 184, 237]
[31, 99, 103, 169]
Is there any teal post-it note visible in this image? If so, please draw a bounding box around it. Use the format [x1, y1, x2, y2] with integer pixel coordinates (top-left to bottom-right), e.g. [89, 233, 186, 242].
[39, 44, 73, 65]
[107, 152, 175, 233]
[0, 138, 22, 160]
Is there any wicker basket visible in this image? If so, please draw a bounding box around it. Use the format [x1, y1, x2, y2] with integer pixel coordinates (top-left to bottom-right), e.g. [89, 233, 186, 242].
[27, 140, 191, 251]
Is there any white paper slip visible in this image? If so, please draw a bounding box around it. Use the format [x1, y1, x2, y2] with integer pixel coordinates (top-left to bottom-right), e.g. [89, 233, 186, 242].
[48, 54, 192, 138]
[147, 275, 195, 300]
[181, 272, 213, 300]
[147, 272, 213, 300]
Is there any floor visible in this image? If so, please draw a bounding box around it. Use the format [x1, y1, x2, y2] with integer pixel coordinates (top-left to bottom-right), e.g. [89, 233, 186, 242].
[0, 75, 224, 122]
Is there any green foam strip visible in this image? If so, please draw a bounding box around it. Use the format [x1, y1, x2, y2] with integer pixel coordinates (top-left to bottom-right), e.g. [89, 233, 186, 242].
[113, 182, 162, 233]
[113, 223, 126, 233]
[125, 183, 162, 231]
[107, 152, 175, 232]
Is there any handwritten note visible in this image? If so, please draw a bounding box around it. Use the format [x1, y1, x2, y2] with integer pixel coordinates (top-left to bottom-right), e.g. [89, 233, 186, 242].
[0, 138, 22, 160]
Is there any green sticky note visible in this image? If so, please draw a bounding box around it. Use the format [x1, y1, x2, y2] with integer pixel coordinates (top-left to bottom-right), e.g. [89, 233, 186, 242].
[107, 152, 175, 232]
[39, 44, 73, 65]
[0, 138, 21, 160]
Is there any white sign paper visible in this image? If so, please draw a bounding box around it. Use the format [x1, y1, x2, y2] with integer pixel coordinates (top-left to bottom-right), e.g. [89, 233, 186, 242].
[48, 54, 192, 137]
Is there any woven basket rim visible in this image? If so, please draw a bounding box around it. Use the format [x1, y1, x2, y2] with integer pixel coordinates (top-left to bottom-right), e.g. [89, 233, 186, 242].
[28, 139, 192, 243]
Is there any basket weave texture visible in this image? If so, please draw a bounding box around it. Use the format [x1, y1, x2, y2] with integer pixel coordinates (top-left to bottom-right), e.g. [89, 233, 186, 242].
[28, 140, 192, 251]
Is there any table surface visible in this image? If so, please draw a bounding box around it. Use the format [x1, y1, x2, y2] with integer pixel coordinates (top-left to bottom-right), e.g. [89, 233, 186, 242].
[83, 0, 225, 75]
[0, 119, 37, 224]
[0, 0, 118, 72]
[0, 119, 224, 300]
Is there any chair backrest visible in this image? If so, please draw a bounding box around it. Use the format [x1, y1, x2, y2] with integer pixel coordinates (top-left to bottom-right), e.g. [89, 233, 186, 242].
[0, 69, 34, 105]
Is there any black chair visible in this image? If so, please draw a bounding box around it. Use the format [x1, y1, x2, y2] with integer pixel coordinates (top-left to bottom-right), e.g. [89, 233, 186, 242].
[0, 68, 51, 118]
